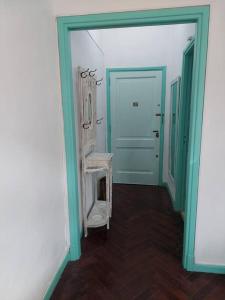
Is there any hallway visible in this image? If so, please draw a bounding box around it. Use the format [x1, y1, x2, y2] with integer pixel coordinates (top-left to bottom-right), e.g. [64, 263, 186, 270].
[51, 185, 225, 300]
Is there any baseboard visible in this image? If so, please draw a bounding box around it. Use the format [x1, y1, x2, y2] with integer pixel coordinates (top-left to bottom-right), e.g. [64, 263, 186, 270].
[163, 181, 183, 212]
[183, 237, 225, 275]
[162, 182, 173, 200]
[187, 261, 225, 274]
[162, 181, 177, 209]
[44, 250, 70, 300]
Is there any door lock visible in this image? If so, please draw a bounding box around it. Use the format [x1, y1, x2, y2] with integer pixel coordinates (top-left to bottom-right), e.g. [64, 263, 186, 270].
[155, 113, 164, 124]
[153, 130, 159, 138]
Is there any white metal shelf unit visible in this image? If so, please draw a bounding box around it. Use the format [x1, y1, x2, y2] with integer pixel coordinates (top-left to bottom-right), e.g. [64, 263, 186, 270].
[83, 152, 113, 236]
[77, 67, 113, 237]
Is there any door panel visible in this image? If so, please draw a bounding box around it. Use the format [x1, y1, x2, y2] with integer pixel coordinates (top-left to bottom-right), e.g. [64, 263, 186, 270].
[110, 70, 163, 185]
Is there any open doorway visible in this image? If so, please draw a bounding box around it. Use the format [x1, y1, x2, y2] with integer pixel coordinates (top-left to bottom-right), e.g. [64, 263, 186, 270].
[57, 6, 209, 273]
[70, 22, 195, 261]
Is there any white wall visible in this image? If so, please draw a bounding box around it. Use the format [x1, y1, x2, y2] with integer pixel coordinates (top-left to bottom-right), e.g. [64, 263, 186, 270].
[101, 24, 195, 199]
[0, 0, 69, 299]
[71, 30, 106, 153]
[52, 0, 225, 267]
[70, 30, 106, 224]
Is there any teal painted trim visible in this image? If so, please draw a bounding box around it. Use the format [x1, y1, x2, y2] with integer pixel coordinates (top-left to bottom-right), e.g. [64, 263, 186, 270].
[57, 5, 210, 273]
[168, 77, 181, 209]
[106, 66, 166, 185]
[57, 19, 81, 261]
[169, 77, 180, 179]
[106, 69, 111, 152]
[175, 41, 195, 213]
[57, 6, 209, 29]
[184, 38, 195, 56]
[107, 66, 167, 73]
[182, 9, 210, 271]
[159, 67, 166, 185]
[44, 251, 70, 300]
[189, 262, 225, 275]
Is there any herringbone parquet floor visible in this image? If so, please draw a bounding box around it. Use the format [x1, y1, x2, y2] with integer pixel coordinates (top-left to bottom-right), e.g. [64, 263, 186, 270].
[51, 184, 225, 300]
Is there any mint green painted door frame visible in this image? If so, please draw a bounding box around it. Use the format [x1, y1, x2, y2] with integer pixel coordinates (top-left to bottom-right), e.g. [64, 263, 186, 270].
[57, 6, 210, 272]
[169, 76, 181, 184]
[175, 40, 195, 212]
[106, 67, 166, 185]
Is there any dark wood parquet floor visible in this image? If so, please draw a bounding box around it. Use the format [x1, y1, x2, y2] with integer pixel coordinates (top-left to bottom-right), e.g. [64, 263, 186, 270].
[51, 184, 225, 300]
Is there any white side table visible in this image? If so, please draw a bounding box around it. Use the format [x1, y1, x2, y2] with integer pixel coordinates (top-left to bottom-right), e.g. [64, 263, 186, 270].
[82, 152, 113, 237]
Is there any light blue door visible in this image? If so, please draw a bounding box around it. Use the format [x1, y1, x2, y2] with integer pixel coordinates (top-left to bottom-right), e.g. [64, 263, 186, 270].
[110, 70, 163, 185]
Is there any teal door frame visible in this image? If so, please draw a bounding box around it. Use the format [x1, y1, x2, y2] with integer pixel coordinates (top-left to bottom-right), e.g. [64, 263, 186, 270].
[168, 76, 181, 185]
[106, 67, 166, 185]
[175, 40, 195, 212]
[57, 6, 210, 272]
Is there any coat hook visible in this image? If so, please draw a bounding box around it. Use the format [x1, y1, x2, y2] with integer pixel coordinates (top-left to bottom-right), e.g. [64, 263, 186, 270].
[81, 68, 89, 78]
[89, 69, 97, 77]
[96, 117, 104, 125]
[82, 121, 91, 129]
[96, 78, 103, 86]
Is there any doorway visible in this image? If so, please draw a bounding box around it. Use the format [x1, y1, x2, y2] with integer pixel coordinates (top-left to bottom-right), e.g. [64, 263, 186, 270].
[57, 6, 209, 272]
[107, 67, 166, 185]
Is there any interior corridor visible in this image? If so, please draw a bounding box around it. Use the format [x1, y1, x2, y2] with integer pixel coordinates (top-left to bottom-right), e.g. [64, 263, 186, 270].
[51, 185, 225, 300]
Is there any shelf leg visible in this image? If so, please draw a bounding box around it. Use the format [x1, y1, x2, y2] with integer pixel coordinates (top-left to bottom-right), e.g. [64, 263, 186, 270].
[82, 170, 88, 237]
[94, 173, 97, 203]
[106, 169, 110, 230]
[109, 164, 112, 218]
